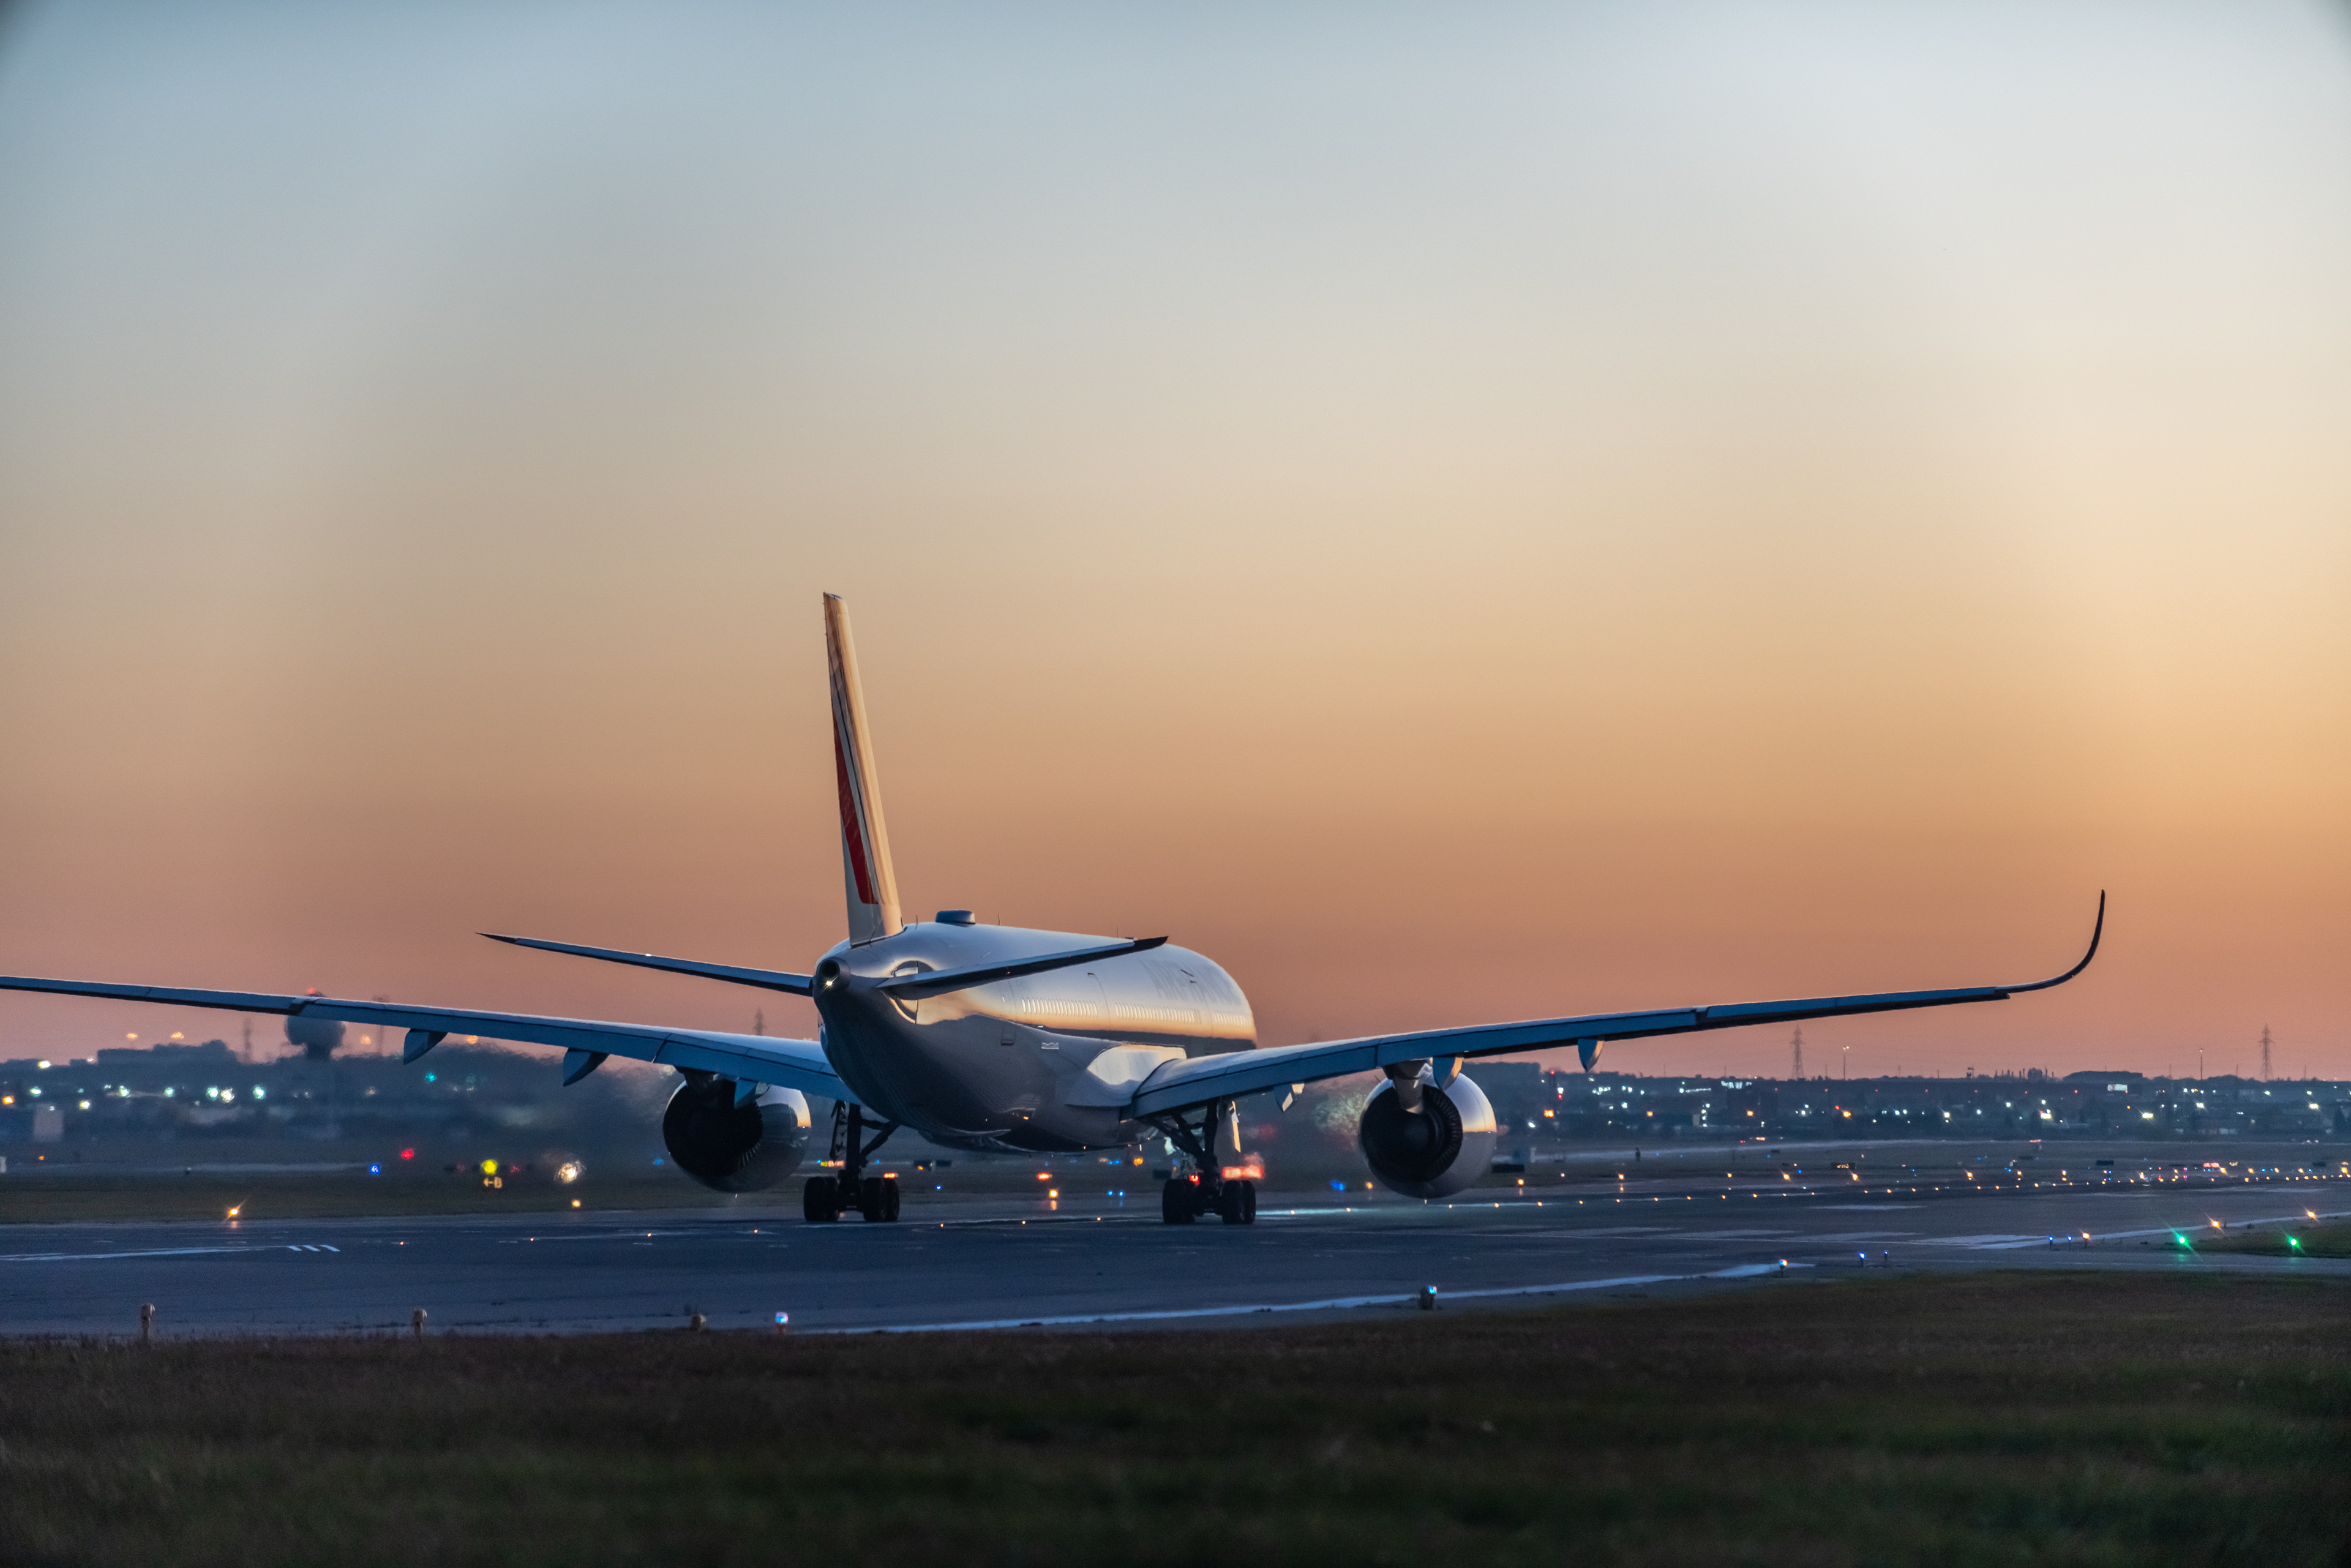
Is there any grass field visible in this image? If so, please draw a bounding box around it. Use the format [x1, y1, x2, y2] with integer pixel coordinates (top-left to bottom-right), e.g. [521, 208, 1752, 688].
[2, 1272, 2344, 1567]
[2191, 1217, 2351, 1259]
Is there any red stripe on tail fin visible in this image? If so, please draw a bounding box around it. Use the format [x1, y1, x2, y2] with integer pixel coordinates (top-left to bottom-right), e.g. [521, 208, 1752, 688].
[823, 595, 901, 945]
[832, 727, 875, 904]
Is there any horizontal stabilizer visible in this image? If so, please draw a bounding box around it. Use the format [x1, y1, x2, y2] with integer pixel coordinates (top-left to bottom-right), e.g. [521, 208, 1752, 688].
[872, 937, 1168, 1000]
[483, 933, 814, 997]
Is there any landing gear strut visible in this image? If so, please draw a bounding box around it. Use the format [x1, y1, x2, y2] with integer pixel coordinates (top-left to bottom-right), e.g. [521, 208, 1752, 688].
[1147, 1100, 1256, 1226]
[803, 1102, 901, 1221]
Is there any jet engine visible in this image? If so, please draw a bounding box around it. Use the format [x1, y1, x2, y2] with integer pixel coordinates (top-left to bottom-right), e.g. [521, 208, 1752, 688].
[661, 1078, 812, 1192]
[1357, 1070, 1498, 1199]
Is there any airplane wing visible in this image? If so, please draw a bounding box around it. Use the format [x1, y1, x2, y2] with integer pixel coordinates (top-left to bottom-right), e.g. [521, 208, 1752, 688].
[0, 974, 853, 1103]
[1128, 893, 2103, 1119]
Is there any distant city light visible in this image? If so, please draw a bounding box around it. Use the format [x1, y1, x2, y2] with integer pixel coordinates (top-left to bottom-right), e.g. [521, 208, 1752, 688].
[369, 1163, 382, 1175]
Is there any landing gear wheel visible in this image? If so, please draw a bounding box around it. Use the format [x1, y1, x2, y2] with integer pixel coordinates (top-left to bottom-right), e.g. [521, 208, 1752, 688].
[882, 1178, 902, 1221]
[1218, 1179, 1257, 1225]
[858, 1176, 887, 1220]
[1160, 1177, 1198, 1225]
[803, 1175, 839, 1223]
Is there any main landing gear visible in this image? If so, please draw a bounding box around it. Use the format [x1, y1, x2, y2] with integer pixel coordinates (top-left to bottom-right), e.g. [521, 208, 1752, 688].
[1159, 1171, 1256, 1225]
[803, 1102, 902, 1222]
[1148, 1098, 1256, 1226]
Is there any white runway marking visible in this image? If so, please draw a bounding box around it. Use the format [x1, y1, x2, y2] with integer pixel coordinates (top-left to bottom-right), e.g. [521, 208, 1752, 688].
[0, 1247, 251, 1263]
[846, 1261, 1810, 1334]
[1674, 1229, 1795, 1239]
[1924, 1209, 2351, 1249]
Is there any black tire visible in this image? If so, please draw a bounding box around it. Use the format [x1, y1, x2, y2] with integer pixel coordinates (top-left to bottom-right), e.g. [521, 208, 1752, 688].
[1160, 1177, 1196, 1225]
[1238, 1179, 1257, 1225]
[1217, 1180, 1245, 1225]
[858, 1176, 887, 1221]
[882, 1179, 902, 1221]
[803, 1175, 838, 1223]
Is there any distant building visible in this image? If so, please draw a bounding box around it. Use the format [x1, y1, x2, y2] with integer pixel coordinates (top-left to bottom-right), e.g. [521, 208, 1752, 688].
[98, 1039, 233, 1066]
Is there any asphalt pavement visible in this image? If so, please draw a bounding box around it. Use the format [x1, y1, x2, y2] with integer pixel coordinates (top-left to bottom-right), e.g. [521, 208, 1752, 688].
[6, 1168, 2345, 1337]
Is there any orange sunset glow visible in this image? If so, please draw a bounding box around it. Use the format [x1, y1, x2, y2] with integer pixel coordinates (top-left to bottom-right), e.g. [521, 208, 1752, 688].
[1, 4, 2345, 1079]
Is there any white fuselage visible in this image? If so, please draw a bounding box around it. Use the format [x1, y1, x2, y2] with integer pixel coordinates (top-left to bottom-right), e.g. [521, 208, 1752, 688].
[812, 920, 1255, 1152]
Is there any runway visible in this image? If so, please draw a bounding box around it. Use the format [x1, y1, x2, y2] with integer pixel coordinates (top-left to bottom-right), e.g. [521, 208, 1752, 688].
[7, 1171, 2347, 1337]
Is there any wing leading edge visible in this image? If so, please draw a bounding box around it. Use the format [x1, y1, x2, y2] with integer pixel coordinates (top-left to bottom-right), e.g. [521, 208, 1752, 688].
[1127, 893, 2104, 1119]
[0, 974, 852, 1103]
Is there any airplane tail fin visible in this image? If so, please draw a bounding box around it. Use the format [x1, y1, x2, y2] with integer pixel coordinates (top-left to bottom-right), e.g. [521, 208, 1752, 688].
[823, 594, 902, 945]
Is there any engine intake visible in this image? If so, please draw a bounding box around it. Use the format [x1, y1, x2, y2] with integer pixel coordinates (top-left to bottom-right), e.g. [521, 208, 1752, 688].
[662, 1078, 812, 1192]
[1358, 1071, 1498, 1199]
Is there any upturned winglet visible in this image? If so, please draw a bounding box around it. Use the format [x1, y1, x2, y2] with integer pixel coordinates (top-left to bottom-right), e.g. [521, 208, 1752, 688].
[2002, 890, 2104, 994]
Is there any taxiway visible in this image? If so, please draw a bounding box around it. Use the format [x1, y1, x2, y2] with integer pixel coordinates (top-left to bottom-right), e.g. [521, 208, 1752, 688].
[6, 1171, 2345, 1336]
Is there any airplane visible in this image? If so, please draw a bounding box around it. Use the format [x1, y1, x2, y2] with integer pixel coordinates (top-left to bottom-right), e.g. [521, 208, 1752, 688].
[0, 595, 2102, 1225]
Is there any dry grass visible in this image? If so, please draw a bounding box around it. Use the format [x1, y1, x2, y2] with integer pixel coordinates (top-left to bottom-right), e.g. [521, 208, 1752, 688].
[1, 1272, 2345, 1567]
[2190, 1217, 2351, 1259]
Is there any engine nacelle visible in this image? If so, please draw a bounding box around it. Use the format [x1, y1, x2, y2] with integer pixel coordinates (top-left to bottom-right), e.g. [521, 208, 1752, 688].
[1357, 1070, 1498, 1199]
[661, 1078, 812, 1192]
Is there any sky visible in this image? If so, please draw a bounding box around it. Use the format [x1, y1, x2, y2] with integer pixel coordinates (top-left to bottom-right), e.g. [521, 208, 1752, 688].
[1, 0, 2347, 1080]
